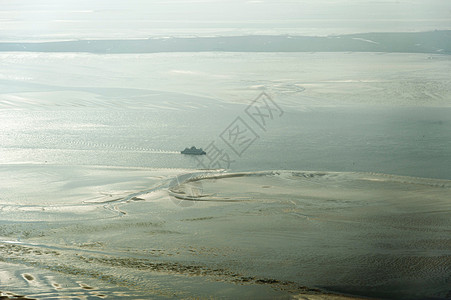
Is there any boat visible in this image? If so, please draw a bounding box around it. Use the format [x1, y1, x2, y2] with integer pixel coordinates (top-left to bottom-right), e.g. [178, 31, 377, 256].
[181, 146, 206, 155]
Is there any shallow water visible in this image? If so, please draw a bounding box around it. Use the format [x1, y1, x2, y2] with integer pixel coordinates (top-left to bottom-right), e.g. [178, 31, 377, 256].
[0, 169, 450, 299]
[1, 52, 450, 299]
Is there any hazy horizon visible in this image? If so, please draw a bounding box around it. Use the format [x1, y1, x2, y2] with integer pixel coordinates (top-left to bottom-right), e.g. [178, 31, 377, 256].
[1, 0, 450, 41]
[1, 1, 450, 299]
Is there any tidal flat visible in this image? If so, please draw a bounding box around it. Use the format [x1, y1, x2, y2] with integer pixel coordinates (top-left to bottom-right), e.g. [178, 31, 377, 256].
[0, 52, 450, 299]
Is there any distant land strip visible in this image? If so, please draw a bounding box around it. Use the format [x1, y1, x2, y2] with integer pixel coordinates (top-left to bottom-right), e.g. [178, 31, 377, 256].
[0, 31, 450, 54]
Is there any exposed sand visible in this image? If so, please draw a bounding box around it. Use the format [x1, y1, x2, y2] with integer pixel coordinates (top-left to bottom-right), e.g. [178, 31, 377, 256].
[1, 169, 450, 299]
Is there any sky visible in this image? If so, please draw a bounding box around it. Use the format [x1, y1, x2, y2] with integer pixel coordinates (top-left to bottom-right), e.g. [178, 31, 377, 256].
[0, 0, 450, 41]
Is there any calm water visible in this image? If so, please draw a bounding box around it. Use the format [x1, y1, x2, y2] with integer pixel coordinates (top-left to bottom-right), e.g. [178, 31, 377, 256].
[0, 52, 450, 299]
[1, 104, 451, 179]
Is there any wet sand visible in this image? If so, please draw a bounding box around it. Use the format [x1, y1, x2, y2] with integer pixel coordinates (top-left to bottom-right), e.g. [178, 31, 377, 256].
[1, 169, 450, 299]
[1, 51, 450, 299]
